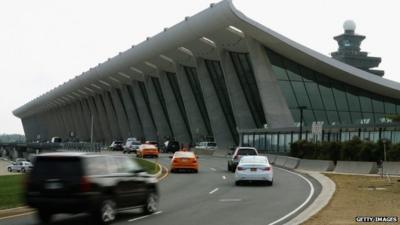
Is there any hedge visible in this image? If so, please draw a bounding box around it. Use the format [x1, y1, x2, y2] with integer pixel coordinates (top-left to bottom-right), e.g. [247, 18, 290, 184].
[290, 137, 398, 162]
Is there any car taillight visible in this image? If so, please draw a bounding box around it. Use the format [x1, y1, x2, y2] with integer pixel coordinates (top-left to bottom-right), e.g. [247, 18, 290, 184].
[237, 166, 244, 171]
[261, 167, 271, 171]
[80, 176, 91, 192]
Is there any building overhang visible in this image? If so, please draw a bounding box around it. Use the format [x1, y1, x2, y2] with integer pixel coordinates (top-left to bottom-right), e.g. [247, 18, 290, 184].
[13, 0, 400, 118]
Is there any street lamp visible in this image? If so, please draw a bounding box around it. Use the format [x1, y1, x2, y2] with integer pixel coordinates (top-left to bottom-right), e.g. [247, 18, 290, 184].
[381, 138, 388, 177]
[298, 106, 307, 140]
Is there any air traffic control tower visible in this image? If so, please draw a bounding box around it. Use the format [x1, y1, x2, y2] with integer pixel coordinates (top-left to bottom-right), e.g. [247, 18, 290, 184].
[331, 20, 384, 76]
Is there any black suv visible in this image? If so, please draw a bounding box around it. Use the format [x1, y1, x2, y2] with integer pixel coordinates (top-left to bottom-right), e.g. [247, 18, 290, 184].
[164, 141, 180, 153]
[25, 152, 159, 224]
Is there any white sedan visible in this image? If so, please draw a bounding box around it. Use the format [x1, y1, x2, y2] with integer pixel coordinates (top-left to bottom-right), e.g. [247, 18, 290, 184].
[7, 161, 33, 173]
[234, 156, 273, 186]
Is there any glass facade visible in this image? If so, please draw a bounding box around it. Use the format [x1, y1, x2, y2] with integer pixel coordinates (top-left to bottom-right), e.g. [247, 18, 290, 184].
[204, 60, 238, 144]
[184, 66, 213, 136]
[229, 52, 266, 128]
[241, 126, 400, 153]
[138, 81, 156, 129]
[265, 48, 400, 127]
[166, 72, 192, 141]
[150, 77, 173, 136]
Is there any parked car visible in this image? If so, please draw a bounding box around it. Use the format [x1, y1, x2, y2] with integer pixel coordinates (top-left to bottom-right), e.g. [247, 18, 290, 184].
[169, 151, 199, 173]
[7, 161, 33, 173]
[164, 140, 180, 153]
[195, 142, 217, 150]
[123, 139, 141, 154]
[227, 147, 258, 172]
[137, 144, 159, 158]
[235, 156, 273, 186]
[110, 141, 124, 151]
[25, 152, 159, 225]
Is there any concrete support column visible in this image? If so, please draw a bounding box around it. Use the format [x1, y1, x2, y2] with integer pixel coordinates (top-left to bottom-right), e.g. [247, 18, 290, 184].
[218, 48, 256, 129]
[110, 89, 130, 140]
[86, 97, 107, 144]
[65, 104, 80, 139]
[72, 102, 89, 141]
[78, 100, 92, 141]
[93, 95, 113, 144]
[144, 77, 172, 142]
[246, 38, 294, 128]
[55, 107, 69, 139]
[101, 92, 121, 140]
[159, 72, 191, 144]
[175, 65, 209, 143]
[120, 85, 144, 138]
[60, 107, 73, 140]
[130, 81, 157, 141]
[48, 109, 62, 137]
[195, 58, 235, 148]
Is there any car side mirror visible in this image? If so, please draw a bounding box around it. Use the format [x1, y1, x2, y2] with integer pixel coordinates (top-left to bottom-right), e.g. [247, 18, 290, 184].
[228, 152, 232, 155]
[196, 156, 199, 159]
[169, 156, 173, 159]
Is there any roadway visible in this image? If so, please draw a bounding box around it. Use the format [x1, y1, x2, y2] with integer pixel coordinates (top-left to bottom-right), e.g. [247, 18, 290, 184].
[0, 154, 321, 225]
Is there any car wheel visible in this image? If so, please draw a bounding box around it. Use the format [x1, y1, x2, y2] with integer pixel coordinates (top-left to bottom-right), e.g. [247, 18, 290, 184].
[143, 192, 159, 214]
[267, 180, 273, 186]
[93, 199, 116, 225]
[7, 167, 11, 172]
[193, 169, 198, 173]
[227, 165, 231, 172]
[235, 181, 241, 186]
[37, 209, 52, 224]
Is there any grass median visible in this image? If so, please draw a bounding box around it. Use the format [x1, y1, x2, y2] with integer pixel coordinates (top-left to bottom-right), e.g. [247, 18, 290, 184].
[133, 158, 161, 175]
[303, 174, 400, 225]
[0, 174, 24, 210]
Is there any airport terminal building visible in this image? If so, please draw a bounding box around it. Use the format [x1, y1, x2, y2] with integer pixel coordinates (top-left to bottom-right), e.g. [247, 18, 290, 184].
[13, 0, 400, 150]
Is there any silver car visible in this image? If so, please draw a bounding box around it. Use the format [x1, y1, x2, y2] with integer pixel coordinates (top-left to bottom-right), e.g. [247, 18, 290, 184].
[7, 161, 33, 173]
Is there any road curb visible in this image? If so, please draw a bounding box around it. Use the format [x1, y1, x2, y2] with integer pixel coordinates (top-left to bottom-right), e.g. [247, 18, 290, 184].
[282, 170, 336, 225]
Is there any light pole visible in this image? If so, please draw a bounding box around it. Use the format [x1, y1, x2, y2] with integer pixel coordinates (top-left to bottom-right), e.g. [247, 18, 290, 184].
[90, 114, 94, 145]
[298, 106, 307, 140]
[381, 139, 387, 177]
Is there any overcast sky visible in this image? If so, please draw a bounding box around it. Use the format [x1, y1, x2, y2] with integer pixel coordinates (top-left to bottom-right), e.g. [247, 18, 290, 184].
[1, 0, 399, 135]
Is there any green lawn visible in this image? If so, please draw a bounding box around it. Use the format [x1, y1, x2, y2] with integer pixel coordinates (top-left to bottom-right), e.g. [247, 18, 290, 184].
[0, 175, 24, 210]
[133, 158, 160, 174]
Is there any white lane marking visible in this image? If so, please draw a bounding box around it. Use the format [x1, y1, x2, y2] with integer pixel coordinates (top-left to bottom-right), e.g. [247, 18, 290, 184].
[210, 168, 217, 171]
[209, 188, 219, 194]
[222, 175, 226, 180]
[268, 167, 315, 225]
[219, 198, 241, 202]
[128, 211, 163, 222]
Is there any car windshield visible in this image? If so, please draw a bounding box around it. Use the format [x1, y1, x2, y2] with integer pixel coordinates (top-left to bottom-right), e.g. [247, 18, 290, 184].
[240, 156, 267, 164]
[174, 152, 195, 158]
[237, 148, 257, 155]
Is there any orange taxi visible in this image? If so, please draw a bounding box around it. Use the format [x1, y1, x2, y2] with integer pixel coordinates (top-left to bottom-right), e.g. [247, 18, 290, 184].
[136, 144, 159, 158]
[170, 151, 199, 173]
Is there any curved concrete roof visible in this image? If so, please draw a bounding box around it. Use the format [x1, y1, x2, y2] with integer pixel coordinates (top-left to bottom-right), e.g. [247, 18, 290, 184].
[13, 0, 400, 118]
